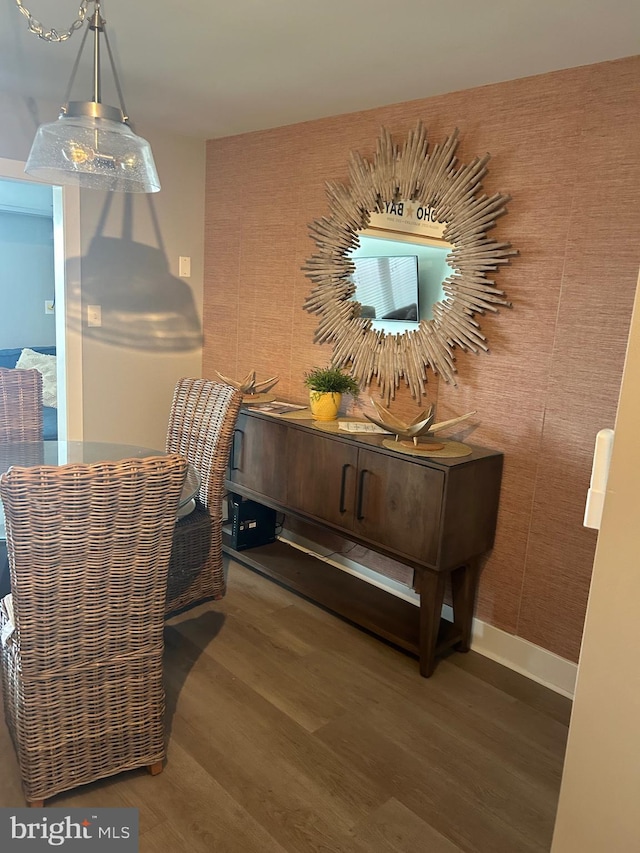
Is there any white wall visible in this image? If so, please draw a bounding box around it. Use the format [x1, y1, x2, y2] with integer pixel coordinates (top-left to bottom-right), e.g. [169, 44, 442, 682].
[0, 91, 205, 448]
[551, 268, 640, 851]
[78, 129, 206, 448]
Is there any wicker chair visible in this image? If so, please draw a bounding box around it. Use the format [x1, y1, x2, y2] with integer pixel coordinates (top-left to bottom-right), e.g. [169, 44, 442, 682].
[0, 454, 187, 806]
[0, 367, 43, 442]
[165, 378, 243, 617]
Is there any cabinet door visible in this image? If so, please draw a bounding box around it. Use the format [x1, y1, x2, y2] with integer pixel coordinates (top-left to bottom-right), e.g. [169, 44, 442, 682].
[286, 428, 358, 530]
[228, 412, 288, 503]
[353, 448, 444, 566]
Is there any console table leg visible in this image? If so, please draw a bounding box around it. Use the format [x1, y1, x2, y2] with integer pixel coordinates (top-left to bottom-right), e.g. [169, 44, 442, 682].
[451, 560, 480, 652]
[418, 571, 446, 677]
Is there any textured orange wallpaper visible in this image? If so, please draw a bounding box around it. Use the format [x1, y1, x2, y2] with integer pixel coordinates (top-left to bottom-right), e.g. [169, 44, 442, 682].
[203, 57, 640, 662]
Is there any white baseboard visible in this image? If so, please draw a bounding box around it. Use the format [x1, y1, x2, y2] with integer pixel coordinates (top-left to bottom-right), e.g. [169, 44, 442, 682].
[279, 529, 577, 699]
[466, 617, 576, 698]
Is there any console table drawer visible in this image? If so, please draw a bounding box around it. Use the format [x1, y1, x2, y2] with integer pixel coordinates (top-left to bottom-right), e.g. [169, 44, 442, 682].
[353, 447, 443, 566]
[230, 413, 288, 503]
[286, 430, 444, 564]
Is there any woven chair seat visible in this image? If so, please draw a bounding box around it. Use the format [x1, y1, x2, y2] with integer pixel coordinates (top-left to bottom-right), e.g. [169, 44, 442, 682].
[166, 502, 215, 614]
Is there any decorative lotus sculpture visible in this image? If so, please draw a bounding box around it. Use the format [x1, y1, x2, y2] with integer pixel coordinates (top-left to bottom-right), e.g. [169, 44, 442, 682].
[215, 369, 279, 401]
[365, 399, 476, 446]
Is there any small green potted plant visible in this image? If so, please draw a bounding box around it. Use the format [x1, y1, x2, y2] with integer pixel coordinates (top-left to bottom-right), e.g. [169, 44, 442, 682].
[303, 365, 360, 421]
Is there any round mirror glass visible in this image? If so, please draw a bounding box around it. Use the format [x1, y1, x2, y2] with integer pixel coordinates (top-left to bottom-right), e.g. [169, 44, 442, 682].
[348, 233, 452, 332]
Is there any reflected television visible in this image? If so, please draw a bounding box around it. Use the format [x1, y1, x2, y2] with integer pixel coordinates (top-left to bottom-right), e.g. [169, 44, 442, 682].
[350, 255, 419, 322]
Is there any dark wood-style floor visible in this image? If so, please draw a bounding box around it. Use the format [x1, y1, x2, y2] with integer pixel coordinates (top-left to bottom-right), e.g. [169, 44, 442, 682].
[0, 561, 571, 852]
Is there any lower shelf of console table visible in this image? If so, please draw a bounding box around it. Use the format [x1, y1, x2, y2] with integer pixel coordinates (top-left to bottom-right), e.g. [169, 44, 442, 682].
[222, 531, 477, 677]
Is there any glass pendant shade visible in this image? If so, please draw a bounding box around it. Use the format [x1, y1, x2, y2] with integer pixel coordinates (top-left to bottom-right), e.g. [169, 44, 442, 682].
[21, 3, 160, 193]
[26, 111, 160, 193]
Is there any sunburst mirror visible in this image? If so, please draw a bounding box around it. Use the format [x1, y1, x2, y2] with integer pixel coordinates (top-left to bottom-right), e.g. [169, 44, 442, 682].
[303, 122, 518, 402]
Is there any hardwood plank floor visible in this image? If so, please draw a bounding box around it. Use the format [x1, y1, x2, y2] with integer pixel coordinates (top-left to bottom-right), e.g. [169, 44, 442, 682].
[0, 560, 571, 852]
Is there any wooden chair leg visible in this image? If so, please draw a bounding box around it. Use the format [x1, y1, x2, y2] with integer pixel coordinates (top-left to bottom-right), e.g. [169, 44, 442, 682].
[28, 800, 44, 808]
[147, 761, 163, 776]
[451, 560, 480, 652]
[418, 570, 446, 678]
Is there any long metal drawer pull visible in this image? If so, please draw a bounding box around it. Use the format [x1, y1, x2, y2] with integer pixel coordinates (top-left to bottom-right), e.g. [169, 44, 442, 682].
[339, 463, 351, 513]
[230, 429, 243, 470]
[356, 468, 369, 520]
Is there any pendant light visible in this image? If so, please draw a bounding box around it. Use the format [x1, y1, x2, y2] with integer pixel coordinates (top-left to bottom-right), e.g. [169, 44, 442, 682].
[19, 0, 160, 193]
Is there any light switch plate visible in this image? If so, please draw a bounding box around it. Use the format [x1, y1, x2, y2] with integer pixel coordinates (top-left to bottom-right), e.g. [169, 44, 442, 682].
[87, 305, 102, 327]
[179, 256, 191, 277]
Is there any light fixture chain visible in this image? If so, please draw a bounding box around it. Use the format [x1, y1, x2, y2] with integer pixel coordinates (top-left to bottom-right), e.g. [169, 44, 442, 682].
[15, 0, 90, 43]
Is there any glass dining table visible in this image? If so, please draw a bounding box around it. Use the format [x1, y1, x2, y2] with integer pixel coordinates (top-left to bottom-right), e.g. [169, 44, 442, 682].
[0, 440, 200, 543]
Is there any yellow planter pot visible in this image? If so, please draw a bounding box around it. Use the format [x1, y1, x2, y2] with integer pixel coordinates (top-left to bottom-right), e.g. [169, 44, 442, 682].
[309, 390, 342, 421]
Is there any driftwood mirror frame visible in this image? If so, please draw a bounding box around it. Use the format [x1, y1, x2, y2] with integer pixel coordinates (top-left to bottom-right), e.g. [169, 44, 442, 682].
[303, 123, 518, 402]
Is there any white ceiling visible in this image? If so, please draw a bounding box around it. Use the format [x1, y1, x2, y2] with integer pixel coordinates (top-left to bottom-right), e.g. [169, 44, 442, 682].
[0, 0, 638, 140]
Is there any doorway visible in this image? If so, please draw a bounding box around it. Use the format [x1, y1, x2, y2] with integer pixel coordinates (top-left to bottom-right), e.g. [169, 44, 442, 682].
[0, 157, 82, 439]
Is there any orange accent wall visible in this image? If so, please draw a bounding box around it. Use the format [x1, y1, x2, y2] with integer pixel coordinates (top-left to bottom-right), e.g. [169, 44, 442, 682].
[204, 56, 640, 662]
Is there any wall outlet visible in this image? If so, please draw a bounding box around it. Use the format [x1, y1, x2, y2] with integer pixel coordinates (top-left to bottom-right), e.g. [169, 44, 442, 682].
[87, 305, 102, 327]
[179, 256, 191, 277]
[44, 300, 55, 315]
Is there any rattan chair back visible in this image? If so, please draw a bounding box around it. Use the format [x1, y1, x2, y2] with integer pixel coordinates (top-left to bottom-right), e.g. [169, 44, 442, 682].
[165, 378, 242, 615]
[0, 367, 43, 442]
[0, 454, 187, 805]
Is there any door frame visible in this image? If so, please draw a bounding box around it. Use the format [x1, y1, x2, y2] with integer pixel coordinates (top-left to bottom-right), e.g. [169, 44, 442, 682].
[0, 156, 82, 439]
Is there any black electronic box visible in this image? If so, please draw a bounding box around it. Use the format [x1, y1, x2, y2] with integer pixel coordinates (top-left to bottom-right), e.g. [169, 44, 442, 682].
[228, 494, 277, 550]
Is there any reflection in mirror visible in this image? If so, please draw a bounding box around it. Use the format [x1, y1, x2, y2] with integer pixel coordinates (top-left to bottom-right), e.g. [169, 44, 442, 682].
[351, 253, 420, 324]
[348, 234, 453, 333]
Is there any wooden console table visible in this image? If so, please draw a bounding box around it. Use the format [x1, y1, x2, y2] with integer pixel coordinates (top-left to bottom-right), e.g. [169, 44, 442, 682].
[223, 408, 503, 676]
